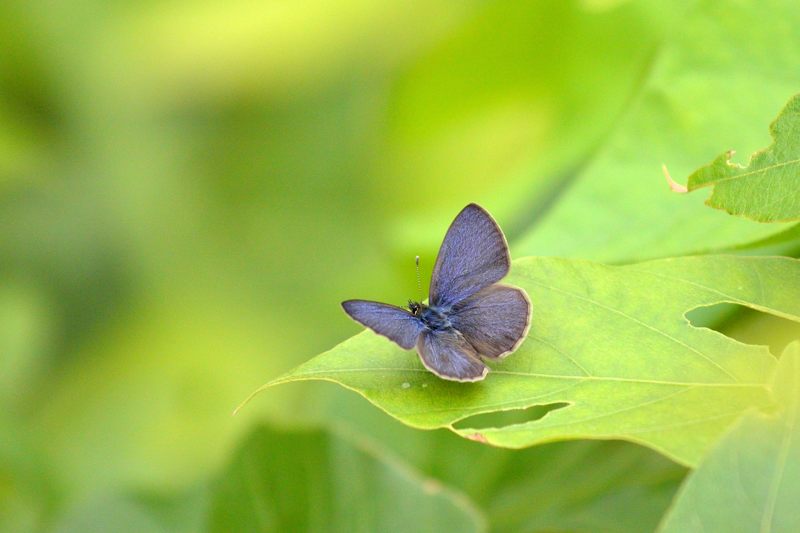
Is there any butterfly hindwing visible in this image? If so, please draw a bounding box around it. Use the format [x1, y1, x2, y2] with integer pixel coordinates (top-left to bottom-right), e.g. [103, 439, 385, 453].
[451, 284, 531, 359]
[429, 204, 510, 308]
[416, 328, 488, 382]
[341, 300, 425, 349]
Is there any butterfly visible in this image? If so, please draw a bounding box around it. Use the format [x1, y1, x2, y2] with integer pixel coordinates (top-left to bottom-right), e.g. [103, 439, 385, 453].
[342, 203, 531, 382]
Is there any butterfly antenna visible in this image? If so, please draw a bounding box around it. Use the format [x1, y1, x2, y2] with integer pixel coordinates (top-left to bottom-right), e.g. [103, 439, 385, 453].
[415, 255, 423, 301]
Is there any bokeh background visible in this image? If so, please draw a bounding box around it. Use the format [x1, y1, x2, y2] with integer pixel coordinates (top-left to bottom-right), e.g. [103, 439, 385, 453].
[2, 1, 799, 531]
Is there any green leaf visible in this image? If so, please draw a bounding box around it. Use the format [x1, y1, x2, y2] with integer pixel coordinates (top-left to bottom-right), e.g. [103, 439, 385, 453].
[249, 255, 800, 467]
[52, 495, 171, 533]
[684, 93, 800, 222]
[0, 417, 58, 533]
[317, 386, 686, 533]
[515, 0, 800, 262]
[208, 425, 485, 533]
[50, 424, 486, 533]
[479, 440, 684, 533]
[659, 342, 800, 532]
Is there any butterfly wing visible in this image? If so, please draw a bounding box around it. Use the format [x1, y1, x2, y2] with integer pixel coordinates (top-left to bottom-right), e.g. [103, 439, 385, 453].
[451, 284, 531, 359]
[416, 328, 488, 382]
[341, 300, 425, 349]
[429, 204, 511, 308]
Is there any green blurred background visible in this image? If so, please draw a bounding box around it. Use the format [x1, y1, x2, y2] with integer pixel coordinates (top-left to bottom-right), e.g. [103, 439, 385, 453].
[2, 0, 798, 531]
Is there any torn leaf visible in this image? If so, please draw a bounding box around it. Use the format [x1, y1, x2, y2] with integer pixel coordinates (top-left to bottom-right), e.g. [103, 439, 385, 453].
[248, 255, 800, 467]
[686, 93, 800, 222]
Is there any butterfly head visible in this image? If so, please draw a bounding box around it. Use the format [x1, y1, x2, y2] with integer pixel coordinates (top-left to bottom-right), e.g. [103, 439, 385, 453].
[408, 300, 425, 316]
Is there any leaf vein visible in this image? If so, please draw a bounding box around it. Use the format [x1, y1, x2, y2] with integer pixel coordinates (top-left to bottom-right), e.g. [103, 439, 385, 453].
[527, 334, 592, 376]
[525, 278, 739, 382]
[701, 158, 800, 187]
[505, 386, 697, 432]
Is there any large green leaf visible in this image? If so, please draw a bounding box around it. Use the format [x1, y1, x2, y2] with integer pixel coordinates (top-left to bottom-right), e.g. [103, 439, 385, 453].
[684, 93, 800, 222]
[477, 440, 683, 533]
[247, 255, 800, 466]
[316, 385, 686, 533]
[208, 425, 484, 533]
[48, 424, 484, 533]
[515, 0, 800, 262]
[0, 417, 58, 533]
[49, 418, 683, 533]
[52, 495, 173, 533]
[659, 342, 800, 532]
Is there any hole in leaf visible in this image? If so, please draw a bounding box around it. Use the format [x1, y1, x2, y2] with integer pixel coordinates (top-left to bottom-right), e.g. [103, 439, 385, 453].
[685, 303, 800, 357]
[453, 402, 569, 430]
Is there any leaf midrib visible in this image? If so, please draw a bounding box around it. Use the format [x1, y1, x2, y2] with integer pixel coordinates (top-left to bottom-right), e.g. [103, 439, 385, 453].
[693, 157, 800, 188]
[276, 367, 765, 388]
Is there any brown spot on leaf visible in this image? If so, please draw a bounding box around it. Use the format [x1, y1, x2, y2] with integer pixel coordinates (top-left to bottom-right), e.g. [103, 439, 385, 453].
[465, 432, 488, 443]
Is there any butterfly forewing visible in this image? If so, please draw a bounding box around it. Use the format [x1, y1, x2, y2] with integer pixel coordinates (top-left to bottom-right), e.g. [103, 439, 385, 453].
[429, 204, 510, 308]
[450, 284, 531, 359]
[341, 300, 425, 349]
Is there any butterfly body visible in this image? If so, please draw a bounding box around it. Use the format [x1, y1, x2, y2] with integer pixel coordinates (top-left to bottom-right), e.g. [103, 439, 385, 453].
[412, 303, 452, 331]
[342, 204, 531, 382]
